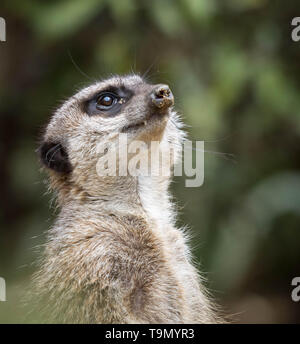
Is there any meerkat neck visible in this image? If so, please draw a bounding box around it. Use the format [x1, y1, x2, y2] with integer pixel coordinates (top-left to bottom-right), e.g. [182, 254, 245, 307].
[54, 174, 174, 233]
[137, 175, 175, 230]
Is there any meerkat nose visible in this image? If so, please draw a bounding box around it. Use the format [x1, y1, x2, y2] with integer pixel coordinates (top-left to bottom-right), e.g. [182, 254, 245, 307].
[151, 84, 174, 109]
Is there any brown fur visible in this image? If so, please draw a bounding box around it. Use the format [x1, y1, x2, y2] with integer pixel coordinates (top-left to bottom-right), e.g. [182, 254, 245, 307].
[32, 74, 221, 323]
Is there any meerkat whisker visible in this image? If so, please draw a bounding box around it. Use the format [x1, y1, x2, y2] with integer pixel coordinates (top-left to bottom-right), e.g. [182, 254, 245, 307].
[31, 74, 223, 324]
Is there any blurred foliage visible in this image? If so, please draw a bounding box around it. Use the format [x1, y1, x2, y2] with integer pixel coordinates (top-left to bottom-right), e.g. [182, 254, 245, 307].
[0, 0, 300, 323]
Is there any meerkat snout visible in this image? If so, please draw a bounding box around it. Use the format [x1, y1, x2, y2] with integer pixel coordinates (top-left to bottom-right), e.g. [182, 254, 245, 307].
[150, 84, 174, 109]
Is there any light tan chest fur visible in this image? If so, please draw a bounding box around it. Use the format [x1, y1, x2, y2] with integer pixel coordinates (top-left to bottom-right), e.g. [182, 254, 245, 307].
[33, 176, 217, 324]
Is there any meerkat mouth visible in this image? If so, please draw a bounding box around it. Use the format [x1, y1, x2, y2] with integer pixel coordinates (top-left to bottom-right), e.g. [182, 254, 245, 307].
[122, 113, 168, 133]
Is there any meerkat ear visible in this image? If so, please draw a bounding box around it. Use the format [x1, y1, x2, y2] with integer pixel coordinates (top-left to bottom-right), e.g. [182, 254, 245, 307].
[38, 142, 72, 173]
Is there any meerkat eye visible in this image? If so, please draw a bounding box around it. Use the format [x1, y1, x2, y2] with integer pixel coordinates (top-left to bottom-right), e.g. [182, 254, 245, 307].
[85, 87, 132, 116]
[96, 93, 118, 110]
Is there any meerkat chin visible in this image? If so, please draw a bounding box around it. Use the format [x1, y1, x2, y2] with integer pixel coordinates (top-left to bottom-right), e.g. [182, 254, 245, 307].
[32, 74, 222, 324]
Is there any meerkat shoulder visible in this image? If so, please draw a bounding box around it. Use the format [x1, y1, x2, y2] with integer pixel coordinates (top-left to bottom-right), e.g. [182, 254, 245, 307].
[33, 74, 221, 323]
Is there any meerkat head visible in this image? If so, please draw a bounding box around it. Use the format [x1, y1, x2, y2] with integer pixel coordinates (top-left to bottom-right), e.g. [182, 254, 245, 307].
[39, 74, 184, 201]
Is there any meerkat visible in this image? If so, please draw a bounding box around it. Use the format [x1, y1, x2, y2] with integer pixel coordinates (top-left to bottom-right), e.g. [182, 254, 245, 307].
[33, 74, 221, 324]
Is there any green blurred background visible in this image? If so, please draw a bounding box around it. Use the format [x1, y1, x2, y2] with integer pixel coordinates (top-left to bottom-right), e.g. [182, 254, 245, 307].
[1, 0, 300, 323]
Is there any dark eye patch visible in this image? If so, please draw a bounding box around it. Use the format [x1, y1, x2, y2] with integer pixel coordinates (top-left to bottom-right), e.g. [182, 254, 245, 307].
[84, 85, 133, 117]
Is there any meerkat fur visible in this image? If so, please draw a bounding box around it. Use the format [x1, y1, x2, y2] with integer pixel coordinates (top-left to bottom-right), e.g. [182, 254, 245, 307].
[32, 74, 221, 324]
